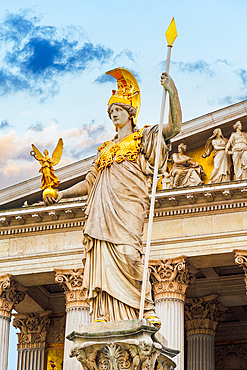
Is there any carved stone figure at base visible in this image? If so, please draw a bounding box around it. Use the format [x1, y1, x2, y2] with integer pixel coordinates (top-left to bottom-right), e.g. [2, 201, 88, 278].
[203, 128, 231, 183]
[45, 68, 182, 323]
[225, 121, 247, 180]
[169, 143, 205, 188]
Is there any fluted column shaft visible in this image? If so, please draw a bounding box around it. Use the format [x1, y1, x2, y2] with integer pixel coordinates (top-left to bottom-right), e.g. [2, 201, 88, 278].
[64, 306, 90, 369]
[0, 314, 11, 370]
[17, 348, 46, 370]
[155, 297, 184, 369]
[185, 295, 227, 370]
[55, 268, 91, 370]
[150, 257, 196, 370]
[187, 334, 215, 370]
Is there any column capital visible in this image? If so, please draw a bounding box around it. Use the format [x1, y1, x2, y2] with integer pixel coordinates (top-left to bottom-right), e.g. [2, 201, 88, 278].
[0, 274, 26, 319]
[185, 294, 227, 337]
[149, 257, 196, 302]
[13, 311, 52, 350]
[234, 251, 247, 290]
[54, 268, 89, 310]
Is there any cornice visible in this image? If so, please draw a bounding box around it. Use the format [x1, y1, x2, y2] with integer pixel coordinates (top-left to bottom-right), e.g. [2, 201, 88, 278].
[1, 180, 247, 236]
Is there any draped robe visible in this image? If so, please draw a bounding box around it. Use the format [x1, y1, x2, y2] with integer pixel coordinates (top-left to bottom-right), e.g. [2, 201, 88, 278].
[228, 132, 247, 180]
[82, 125, 169, 321]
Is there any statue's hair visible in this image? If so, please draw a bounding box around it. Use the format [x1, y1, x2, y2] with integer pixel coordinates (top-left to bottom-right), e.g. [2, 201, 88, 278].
[202, 128, 225, 158]
[178, 143, 187, 152]
[233, 121, 242, 130]
[107, 103, 137, 119]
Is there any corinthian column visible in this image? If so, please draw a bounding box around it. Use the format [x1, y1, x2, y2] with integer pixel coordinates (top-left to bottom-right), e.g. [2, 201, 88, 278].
[185, 295, 227, 370]
[149, 257, 196, 370]
[55, 268, 90, 370]
[0, 274, 26, 370]
[235, 252, 247, 290]
[13, 311, 51, 370]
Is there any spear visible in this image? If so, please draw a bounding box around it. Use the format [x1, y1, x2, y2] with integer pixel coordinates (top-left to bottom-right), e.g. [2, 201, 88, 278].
[139, 18, 178, 319]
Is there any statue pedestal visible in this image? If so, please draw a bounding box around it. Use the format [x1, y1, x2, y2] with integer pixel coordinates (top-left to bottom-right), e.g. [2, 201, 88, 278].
[67, 319, 179, 370]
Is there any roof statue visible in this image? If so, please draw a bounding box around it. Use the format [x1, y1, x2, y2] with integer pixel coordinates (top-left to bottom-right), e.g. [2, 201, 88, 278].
[203, 128, 231, 183]
[30, 138, 63, 200]
[168, 143, 206, 188]
[225, 121, 247, 180]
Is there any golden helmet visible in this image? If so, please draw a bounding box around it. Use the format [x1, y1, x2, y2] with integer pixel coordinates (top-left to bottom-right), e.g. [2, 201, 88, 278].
[105, 67, 141, 125]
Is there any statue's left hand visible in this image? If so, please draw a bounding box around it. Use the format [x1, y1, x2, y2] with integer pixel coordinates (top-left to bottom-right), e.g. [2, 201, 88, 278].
[44, 191, 63, 206]
[160, 72, 177, 95]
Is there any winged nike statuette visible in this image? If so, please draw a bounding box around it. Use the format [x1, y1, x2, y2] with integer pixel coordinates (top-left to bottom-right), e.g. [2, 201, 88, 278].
[30, 138, 63, 200]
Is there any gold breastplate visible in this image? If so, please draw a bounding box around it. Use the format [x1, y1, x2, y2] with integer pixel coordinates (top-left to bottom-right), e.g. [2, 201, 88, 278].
[96, 127, 146, 170]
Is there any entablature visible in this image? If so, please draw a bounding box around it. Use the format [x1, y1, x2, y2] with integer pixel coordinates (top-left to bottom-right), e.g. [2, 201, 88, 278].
[1, 179, 247, 236]
[153, 179, 247, 218]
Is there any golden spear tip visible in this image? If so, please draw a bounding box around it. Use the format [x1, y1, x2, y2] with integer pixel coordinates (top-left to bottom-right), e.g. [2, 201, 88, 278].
[165, 17, 178, 47]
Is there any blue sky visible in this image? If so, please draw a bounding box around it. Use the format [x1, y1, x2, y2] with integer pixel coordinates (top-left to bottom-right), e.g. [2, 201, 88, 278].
[1, 1, 247, 190]
[2, 0, 247, 366]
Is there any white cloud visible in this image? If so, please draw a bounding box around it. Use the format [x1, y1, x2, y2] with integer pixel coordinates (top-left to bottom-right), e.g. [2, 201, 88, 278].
[0, 120, 113, 190]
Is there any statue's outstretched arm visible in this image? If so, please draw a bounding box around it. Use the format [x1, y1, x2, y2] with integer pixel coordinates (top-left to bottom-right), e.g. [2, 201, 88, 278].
[161, 72, 182, 140]
[44, 180, 88, 205]
[60, 180, 88, 198]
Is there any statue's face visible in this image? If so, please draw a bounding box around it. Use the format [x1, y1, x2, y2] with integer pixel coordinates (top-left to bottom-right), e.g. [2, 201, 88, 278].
[214, 128, 221, 136]
[237, 122, 242, 130]
[178, 144, 185, 153]
[109, 104, 130, 129]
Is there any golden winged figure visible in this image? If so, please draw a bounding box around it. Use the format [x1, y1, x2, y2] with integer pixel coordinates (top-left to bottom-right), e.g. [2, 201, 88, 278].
[30, 138, 63, 199]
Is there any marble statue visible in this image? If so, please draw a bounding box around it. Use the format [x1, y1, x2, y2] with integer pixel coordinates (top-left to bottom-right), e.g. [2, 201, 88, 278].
[169, 143, 205, 188]
[225, 121, 247, 180]
[203, 128, 231, 183]
[30, 138, 63, 199]
[45, 68, 182, 323]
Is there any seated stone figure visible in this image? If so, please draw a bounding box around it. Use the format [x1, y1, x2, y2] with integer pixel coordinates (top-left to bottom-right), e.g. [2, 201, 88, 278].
[169, 143, 205, 188]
